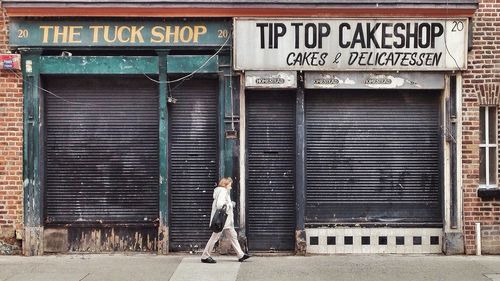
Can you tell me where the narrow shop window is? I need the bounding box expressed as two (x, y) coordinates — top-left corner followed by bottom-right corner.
(480, 106), (498, 187)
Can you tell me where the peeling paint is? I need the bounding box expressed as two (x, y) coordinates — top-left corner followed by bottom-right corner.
(23, 227), (44, 256)
(305, 72), (443, 89)
(59, 227), (158, 253)
(344, 77), (356, 85)
(157, 225), (169, 255)
(295, 230), (307, 255)
(365, 75), (405, 89)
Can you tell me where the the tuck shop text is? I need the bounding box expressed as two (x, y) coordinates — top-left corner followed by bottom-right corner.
(39, 25), (209, 43)
(9, 20), (231, 47)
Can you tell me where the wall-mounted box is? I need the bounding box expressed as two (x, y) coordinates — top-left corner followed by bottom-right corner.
(0, 54), (21, 70)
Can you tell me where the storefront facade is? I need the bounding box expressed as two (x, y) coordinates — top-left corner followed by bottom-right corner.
(0, 0), (488, 256)
(235, 18), (470, 254)
(6, 17), (236, 254)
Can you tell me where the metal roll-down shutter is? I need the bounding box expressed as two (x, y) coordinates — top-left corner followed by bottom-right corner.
(305, 90), (441, 225)
(44, 75), (159, 224)
(246, 91), (296, 251)
(169, 79), (218, 251)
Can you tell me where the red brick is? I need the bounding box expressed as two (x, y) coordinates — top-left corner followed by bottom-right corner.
(463, 0), (500, 254)
(0, 9), (23, 242)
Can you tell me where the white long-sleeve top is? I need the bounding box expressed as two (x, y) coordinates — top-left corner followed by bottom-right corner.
(210, 186), (234, 230)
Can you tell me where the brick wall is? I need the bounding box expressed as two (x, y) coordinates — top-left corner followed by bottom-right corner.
(462, 0), (500, 255)
(0, 5), (23, 254)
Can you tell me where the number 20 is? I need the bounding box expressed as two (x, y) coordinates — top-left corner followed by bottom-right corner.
(218, 29), (229, 38)
(451, 21), (464, 32)
(17, 29), (29, 38)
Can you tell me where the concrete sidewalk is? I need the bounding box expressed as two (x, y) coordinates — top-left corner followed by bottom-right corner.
(0, 254), (499, 281)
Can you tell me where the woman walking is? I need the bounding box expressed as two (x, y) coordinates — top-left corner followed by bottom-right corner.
(201, 177), (250, 264)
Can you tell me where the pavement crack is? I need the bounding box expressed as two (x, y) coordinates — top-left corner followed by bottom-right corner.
(167, 257), (184, 281)
(483, 273), (500, 281)
(79, 273), (91, 281)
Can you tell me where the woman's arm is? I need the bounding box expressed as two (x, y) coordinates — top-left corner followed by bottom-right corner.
(215, 188), (228, 209)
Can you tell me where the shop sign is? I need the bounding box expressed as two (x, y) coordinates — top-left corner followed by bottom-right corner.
(9, 20), (231, 47)
(245, 71), (297, 89)
(234, 19), (467, 71)
(304, 72), (444, 89)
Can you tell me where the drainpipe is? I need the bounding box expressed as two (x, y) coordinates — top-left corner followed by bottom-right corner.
(475, 222), (481, 256)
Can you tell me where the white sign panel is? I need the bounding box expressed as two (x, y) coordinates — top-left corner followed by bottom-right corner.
(305, 72), (444, 89)
(245, 71), (297, 89)
(234, 19), (467, 71)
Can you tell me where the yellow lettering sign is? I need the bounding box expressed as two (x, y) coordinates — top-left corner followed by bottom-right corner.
(130, 26), (145, 43)
(39, 25), (84, 43)
(102, 26), (117, 43)
(179, 26), (193, 42)
(38, 23), (210, 45)
(52, 26), (68, 43)
(193, 25), (207, 43)
(117, 26), (130, 42)
(89, 26), (104, 43)
(39, 26), (53, 43)
(68, 26), (83, 43)
(166, 26), (180, 43)
(149, 25), (208, 43)
(150, 26), (164, 43)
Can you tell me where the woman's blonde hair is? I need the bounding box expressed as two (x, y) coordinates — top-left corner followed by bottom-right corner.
(218, 177), (233, 188)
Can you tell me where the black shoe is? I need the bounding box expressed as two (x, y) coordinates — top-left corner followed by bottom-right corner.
(201, 257), (217, 264)
(238, 254), (251, 262)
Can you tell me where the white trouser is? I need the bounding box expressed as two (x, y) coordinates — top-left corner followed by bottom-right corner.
(201, 228), (244, 259)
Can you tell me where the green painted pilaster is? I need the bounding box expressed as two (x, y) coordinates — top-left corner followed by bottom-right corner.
(22, 50), (44, 256)
(218, 57), (226, 179)
(218, 52), (242, 230)
(218, 52), (236, 179)
(157, 51), (169, 254)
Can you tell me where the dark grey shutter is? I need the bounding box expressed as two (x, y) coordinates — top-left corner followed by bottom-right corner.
(246, 90), (296, 251)
(44, 75), (159, 225)
(169, 79), (218, 251)
(305, 90), (441, 226)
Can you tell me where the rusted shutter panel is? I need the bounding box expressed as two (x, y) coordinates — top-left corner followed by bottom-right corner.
(44, 75), (159, 225)
(169, 79), (219, 251)
(246, 91), (296, 251)
(305, 90), (442, 226)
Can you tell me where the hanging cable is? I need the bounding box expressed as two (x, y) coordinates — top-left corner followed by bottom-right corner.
(8, 32), (230, 106)
(134, 34), (231, 85)
(444, 0), (463, 71)
(8, 68), (99, 106)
